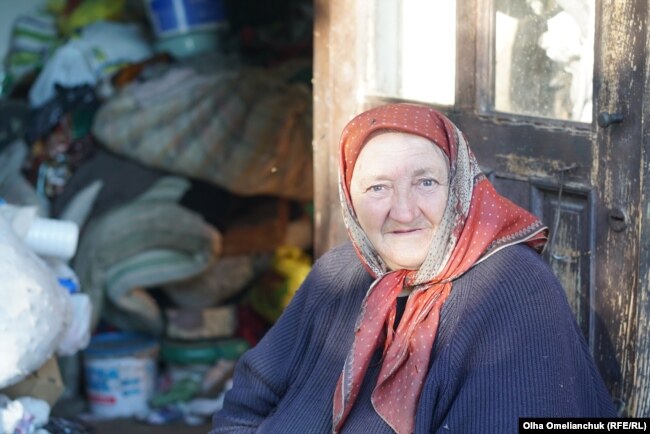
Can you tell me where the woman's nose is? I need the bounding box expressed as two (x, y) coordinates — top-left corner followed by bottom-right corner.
(389, 188), (418, 222)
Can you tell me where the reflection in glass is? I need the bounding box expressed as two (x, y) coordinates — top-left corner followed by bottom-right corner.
(494, 0), (594, 122)
(368, 0), (456, 105)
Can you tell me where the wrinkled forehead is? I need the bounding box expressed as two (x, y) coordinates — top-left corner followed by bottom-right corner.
(340, 104), (454, 188)
(354, 130), (450, 175)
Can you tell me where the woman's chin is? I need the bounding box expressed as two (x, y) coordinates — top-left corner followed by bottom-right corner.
(383, 252), (427, 271)
(380, 236), (430, 270)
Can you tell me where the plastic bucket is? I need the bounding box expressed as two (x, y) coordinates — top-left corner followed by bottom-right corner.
(144, 0), (227, 38)
(83, 332), (159, 418)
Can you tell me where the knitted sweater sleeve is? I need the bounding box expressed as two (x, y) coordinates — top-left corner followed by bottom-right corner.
(210, 243), (363, 433)
(208, 271), (320, 432)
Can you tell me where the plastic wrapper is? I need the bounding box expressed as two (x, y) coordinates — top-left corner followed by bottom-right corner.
(29, 20), (153, 108)
(0, 213), (69, 388)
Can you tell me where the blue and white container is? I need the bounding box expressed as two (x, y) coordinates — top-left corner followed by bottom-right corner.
(144, 0), (227, 37)
(144, 0), (228, 58)
(83, 332), (159, 418)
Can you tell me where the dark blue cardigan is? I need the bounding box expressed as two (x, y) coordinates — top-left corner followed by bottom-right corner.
(211, 242), (617, 433)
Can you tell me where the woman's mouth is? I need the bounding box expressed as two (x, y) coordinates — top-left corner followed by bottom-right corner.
(390, 228), (420, 234)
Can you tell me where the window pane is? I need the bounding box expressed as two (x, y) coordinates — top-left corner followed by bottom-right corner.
(494, 0), (594, 122)
(368, 0), (456, 105)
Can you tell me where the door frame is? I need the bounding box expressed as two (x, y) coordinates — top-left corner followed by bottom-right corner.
(313, 0), (650, 415)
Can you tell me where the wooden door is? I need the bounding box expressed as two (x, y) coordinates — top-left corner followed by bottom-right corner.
(314, 0), (649, 415)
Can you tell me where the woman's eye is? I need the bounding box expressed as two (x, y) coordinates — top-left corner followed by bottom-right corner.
(368, 184), (385, 192)
(419, 178), (438, 187)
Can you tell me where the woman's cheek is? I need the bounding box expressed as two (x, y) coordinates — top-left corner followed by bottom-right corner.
(356, 199), (388, 228)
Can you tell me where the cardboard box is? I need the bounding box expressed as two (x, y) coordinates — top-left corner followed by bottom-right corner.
(2, 357), (64, 406)
(165, 305), (237, 340)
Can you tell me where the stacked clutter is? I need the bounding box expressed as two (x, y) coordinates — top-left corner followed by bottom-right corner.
(149, 320), (249, 424)
(0, 199), (91, 434)
(144, 250), (257, 424)
(139, 198), (314, 425)
(0, 0), (315, 429)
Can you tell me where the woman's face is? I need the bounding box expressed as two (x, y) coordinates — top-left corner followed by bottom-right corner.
(350, 132), (450, 270)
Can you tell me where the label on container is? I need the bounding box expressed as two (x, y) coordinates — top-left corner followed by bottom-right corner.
(85, 357), (156, 418)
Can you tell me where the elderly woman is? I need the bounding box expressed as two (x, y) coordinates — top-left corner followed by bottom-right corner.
(211, 103), (616, 433)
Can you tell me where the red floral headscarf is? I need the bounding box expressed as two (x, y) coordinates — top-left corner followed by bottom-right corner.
(333, 103), (548, 434)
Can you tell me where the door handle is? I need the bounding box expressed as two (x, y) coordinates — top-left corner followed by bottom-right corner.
(597, 112), (624, 128)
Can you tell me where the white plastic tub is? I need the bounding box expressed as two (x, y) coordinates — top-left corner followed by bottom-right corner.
(83, 332), (159, 418)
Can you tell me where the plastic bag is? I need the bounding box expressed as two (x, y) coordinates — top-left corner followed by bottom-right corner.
(49, 0), (127, 35)
(0, 214), (70, 388)
(29, 20), (153, 107)
(247, 246), (311, 323)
